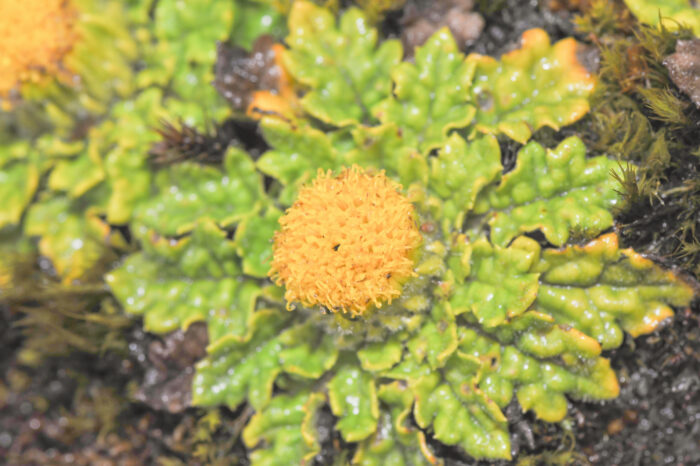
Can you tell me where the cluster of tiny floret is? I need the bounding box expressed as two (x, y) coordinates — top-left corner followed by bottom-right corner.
(269, 165), (422, 315)
(0, 0), (77, 97)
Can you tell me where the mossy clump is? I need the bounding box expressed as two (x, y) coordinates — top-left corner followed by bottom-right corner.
(574, 0), (700, 278)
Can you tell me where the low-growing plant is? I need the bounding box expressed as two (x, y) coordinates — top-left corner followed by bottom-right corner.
(0, 0), (696, 464)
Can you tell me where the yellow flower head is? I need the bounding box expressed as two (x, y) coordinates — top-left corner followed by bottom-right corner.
(0, 0), (77, 97)
(270, 165), (422, 316)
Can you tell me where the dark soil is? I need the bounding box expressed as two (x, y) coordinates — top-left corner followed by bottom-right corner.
(0, 312), (250, 465)
(574, 303), (700, 466)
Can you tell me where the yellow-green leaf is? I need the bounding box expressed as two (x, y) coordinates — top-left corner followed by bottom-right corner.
(475, 136), (620, 247)
(468, 29), (595, 143)
(375, 28), (476, 154)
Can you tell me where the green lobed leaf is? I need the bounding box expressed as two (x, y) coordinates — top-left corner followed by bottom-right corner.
(278, 320), (339, 379)
(375, 28), (476, 154)
(65, 0), (139, 101)
(232, 0), (287, 50)
(0, 140), (31, 168)
(102, 88), (165, 224)
(458, 327), (619, 423)
(533, 233), (695, 349)
(429, 134), (502, 227)
(407, 304), (458, 370)
(328, 361), (380, 442)
(354, 381), (440, 466)
(24, 197), (110, 284)
(48, 145), (104, 199)
(136, 38), (178, 89)
(345, 123), (428, 187)
(154, 0), (234, 65)
(467, 28), (596, 144)
(166, 62), (229, 120)
(0, 161), (39, 229)
(235, 206), (282, 278)
(107, 221), (265, 349)
(193, 313), (340, 415)
(0, 138), (67, 229)
(624, 0), (700, 35)
(134, 146), (264, 236)
(105, 71), (225, 226)
(474, 136), (620, 247)
(283, 1), (402, 126)
(357, 335), (404, 372)
(411, 353), (511, 460)
(493, 310), (603, 361)
(257, 118), (340, 204)
(243, 391), (324, 466)
(449, 236), (540, 328)
(193, 309), (289, 410)
(379, 355), (432, 382)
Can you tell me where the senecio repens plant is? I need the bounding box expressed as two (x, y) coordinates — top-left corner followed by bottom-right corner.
(0, 0), (241, 284)
(0, 0), (695, 463)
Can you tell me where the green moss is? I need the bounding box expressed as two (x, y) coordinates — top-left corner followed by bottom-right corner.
(574, 2), (700, 278)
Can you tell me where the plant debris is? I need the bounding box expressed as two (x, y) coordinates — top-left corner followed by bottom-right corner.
(400, 0), (485, 56)
(664, 38), (700, 108)
(149, 119), (239, 167)
(214, 35), (289, 113)
(134, 322), (209, 413)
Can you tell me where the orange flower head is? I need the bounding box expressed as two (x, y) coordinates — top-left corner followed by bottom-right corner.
(269, 165), (422, 316)
(0, 0), (77, 97)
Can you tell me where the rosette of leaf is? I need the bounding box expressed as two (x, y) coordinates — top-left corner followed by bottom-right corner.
(189, 158), (689, 464)
(2, 88), (178, 285)
(107, 145), (270, 345)
(445, 233), (693, 426)
(103, 3), (698, 464)
(0, 0), (249, 286)
(623, 0), (700, 35)
(274, 2), (596, 149)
